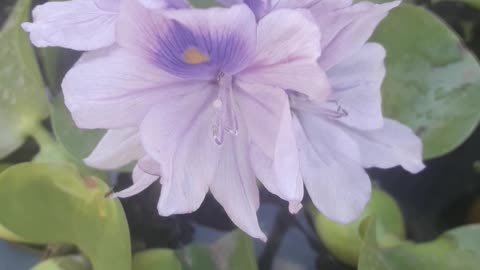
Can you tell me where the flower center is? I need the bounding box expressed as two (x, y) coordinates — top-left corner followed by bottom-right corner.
(212, 72), (239, 146)
(183, 47), (210, 65)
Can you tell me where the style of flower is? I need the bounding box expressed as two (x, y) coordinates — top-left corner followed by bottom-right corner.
(61, 1), (330, 240)
(21, 0), (189, 51)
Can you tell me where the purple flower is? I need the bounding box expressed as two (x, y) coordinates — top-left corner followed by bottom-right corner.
(290, 0), (424, 223)
(215, 0), (424, 224)
(63, 1), (329, 240)
(22, 0), (189, 51)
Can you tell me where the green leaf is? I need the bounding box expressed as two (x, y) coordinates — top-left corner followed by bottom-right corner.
(0, 163), (131, 270)
(133, 249), (182, 270)
(32, 255), (91, 270)
(209, 230), (258, 270)
(0, 224), (23, 242)
(0, 164), (9, 173)
(39, 47), (64, 93)
(372, 4), (480, 159)
(0, 0), (49, 158)
(133, 238), (256, 270)
(39, 46), (80, 94)
(308, 189), (405, 267)
(179, 244), (217, 270)
(50, 95), (105, 163)
(359, 220), (480, 270)
(178, 231), (258, 270)
(0, 164), (23, 242)
(432, 0), (480, 10)
(50, 95), (132, 174)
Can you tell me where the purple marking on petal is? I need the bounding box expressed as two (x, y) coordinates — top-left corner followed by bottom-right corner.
(244, 0), (267, 18)
(152, 19), (253, 80)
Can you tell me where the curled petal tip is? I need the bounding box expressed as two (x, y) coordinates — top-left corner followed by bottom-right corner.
(408, 162), (426, 174)
(83, 157), (95, 167)
(258, 233), (268, 243)
(157, 203), (176, 216)
(107, 193), (118, 199)
(289, 201), (303, 214)
(21, 22), (33, 32)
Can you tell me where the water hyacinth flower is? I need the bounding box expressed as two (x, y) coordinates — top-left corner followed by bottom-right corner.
(22, 0), (425, 240)
(21, 0), (189, 51)
(61, 1), (329, 240)
(286, 0), (424, 223)
(218, 0), (423, 224)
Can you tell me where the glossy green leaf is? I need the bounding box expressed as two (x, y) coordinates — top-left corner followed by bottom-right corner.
(178, 231), (258, 270)
(50, 95), (131, 174)
(372, 4), (480, 159)
(0, 163), (131, 270)
(134, 235), (257, 270)
(39, 46), (81, 94)
(432, 0), (480, 9)
(32, 255), (91, 270)
(0, 0), (49, 158)
(0, 164), (9, 173)
(179, 244), (217, 270)
(0, 224), (22, 242)
(133, 249), (182, 270)
(0, 164), (22, 242)
(308, 189), (405, 267)
(50, 95), (105, 163)
(39, 47), (64, 93)
(0, 165), (15, 241)
(359, 220), (480, 270)
(210, 230), (258, 270)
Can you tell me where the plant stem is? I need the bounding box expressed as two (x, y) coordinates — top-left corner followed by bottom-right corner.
(29, 124), (66, 162)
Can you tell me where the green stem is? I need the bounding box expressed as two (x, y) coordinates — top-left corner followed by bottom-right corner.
(29, 124), (66, 162)
(30, 125), (57, 151)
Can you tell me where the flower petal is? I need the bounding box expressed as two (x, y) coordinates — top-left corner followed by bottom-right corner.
(325, 43), (386, 130)
(313, 0), (400, 70)
(110, 158), (160, 199)
(293, 115), (371, 223)
(22, 0), (118, 50)
(94, 0), (120, 11)
(236, 81), (303, 209)
(345, 118), (425, 173)
(274, 0), (348, 9)
(238, 9), (330, 100)
(62, 47), (189, 129)
(140, 86), (220, 215)
(84, 128), (144, 170)
(138, 0), (189, 9)
(117, 1), (257, 79)
(294, 111), (361, 164)
(210, 120), (267, 241)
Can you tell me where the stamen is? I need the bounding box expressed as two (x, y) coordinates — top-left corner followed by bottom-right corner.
(212, 73), (239, 146)
(290, 96), (349, 119)
(183, 47), (210, 65)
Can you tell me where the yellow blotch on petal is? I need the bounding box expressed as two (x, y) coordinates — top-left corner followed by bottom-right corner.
(183, 47), (210, 64)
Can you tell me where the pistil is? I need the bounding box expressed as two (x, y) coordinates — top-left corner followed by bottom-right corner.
(212, 73), (239, 146)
